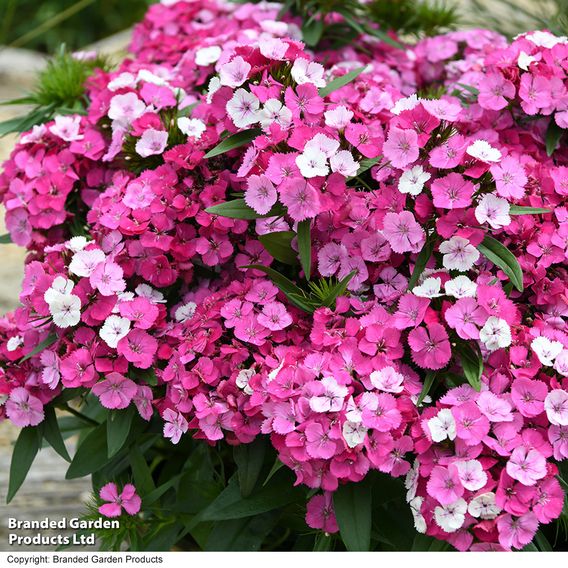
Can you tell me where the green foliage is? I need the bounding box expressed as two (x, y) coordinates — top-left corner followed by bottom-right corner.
(366, 0), (458, 37)
(477, 235), (524, 292)
(333, 480), (372, 551)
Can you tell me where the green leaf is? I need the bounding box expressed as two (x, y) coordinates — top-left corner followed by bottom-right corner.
(205, 512), (280, 551)
(408, 236), (435, 291)
(132, 368), (158, 387)
(129, 446), (156, 497)
(457, 342), (483, 391)
(106, 406), (135, 458)
(534, 530), (552, 551)
(7, 426), (42, 503)
(456, 83), (480, 97)
(319, 271), (356, 308)
(333, 481), (372, 551)
(20, 333), (58, 363)
(297, 220), (312, 280)
(204, 128), (261, 159)
(233, 438), (267, 497)
(242, 265), (312, 312)
(417, 371), (437, 406)
(313, 533), (334, 551)
(302, 17), (324, 47)
(143, 474), (183, 508)
(411, 533), (451, 551)
(258, 231), (298, 265)
(66, 422), (109, 479)
(0, 233), (12, 244)
(205, 199), (285, 220)
(42, 406), (71, 462)
(263, 458), (284, 487)
(477, 235), (524, 292)
(318, 66), (366, 98)
(545, 119), (564, 156)
(351, 157), (380, 178)
(509, 205), (551, 215)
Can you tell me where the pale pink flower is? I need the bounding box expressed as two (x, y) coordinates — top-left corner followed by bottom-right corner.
(5, 387), (44, 427)
(497, 512), (538, 550)
(226, 89), (260, 129)
(257, 301), (293, 331)
(506, 446), (547, 486)
(383, 127), (419, 169)
(219, 56), (251, 87)
(92, 372), (138, 410)
(163, 408), (188, 444)
(382, 211), (424, 253)
(544, 389), (568, 426)
(244, 174), (277, 215)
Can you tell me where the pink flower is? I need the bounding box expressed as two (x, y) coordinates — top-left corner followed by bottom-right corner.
(219, 56), (251, 87)
(430, 173), (474, 209)
(117, 329), (158, 369)
(544, 389), (568, 426)
(451, 402), (490, 445)
(444, 298), (486, 340)
(511, 378), (548, 418)
(478, 73), (515, 110)
(234, 314), (270, 346)
(305, 492), (338, 533)
(497, 512), (538, 550)
(361, 393), (402, 431)
(90, 261), (126, 297)
(278, 178), (321, 221)
(91, 372), (138, 409)
(533, 477), (564, 523)
(98, 482), (141, 518)
(383, 127), (419, 169)
(427, 465), (464, 505)
(454, 459), (487, 491)
(382, 211), (425, 253)
(490, 156), (527, 199)
(257, 301), (292, 331)
(305, 421), (338, 459)
(394, 294), (429, 329)
(163, 408), (188, 444)
(5, 387), (44, 427)
(244, 174), (277, 215)
(408, 324), (451, 370)
(506, 446), (547, 486)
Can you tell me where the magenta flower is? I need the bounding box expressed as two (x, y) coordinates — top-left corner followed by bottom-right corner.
(98, 482), (141, 518)
(5, 387), (44, 427)
(430, 173), (474, 209)
(257, 301), (292, 331)
(305, 421), (337, 459)
(92, 373), (138, 410)
(408, 323), (451, 370)
(511, 378), (548, 418)
(382, 211), (425, 253)
(278, 177), (321, 222)
(117, 329), (158, 369)
(452, 402), (490, 445)
(427, 465), (464, 505)
(305, 492), (338, 533)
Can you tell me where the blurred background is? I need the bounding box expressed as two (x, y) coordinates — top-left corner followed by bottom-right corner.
(0, 0), (566, 551)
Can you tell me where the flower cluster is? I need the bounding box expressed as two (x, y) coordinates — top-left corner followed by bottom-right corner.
(1, 0), (568, 552)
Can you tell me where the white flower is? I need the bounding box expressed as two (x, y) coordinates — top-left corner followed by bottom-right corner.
(544, 389), (568, 426)
(99, 315), (131, 348)
(444, 275), (477, 299)
(304, 134), (340, 158)
(49, 115), (83, 142)
(296, 147), (329, 178)
(137, 69), (169, 86)
(324, 106), (353, 129)
(405, 459), (420, 501)
(439, 236), (480, 271)
(525, 30), (568, 48)
(466, 140), (502, 163)
(475, 194), (511, 229)
(329, 150), (359, 178)
(65, 236), (89, 253)
(219, 56), (251, 87)
(455, 460), (487, 491)
(135, 128), (169, 158)
(413, 277), (443, 298)
(6, 336), (23, 352)
(468, 492), (501, 519)
(427, 408), (457, 442)
(107, 72), (136, 91)
(391, 94), (420, 115)
(370, 366), (404, 393)
(531, 336), (564, 366)
(44, 277), (75, 305)
(398, 166), (431, 196)
(226, 89), (260, 129)
(291, 58), (326, 87)
(69, 249), (106, 277)
(479, 317), (512, 351)
(135, 284), (166, 303)
(195, 45), (221, 66)
(259, 99), (292, 130)
(236, 369), (255, 395)
(409, 496), (427, 533)
(554, 350), (568, 377)
(49, 294), (81, 328)
(108, 93), (146, 126)
(177, 117), (206, 140)
(517, 51), (539, 71)
(434, 499), (467, 533)
(206, 76), (222, 104)
(258, 37), (288, 61)
(175, 302), (197, 323)
(345, 396), (363, 423)
(342, 420), (367, 448)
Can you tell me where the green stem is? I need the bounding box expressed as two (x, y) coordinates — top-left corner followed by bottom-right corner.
(59, 403), (99, 426)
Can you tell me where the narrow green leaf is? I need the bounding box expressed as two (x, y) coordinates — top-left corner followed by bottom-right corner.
(233, 438), (267, 498)
(320, 271), (356, 308)
(66, 422), (108, 479)
(351, 157), (380, 179)
(477, 235), (524, 292)
(242, 264), (311, 312)
(43, 406), (71, 462)
(509, 205), (551, 215)
(534, 530), (552, 551)
(302, 17), (324, 47)
(263, 458), (284, 487)
(20, 333), (58, 363)
(408, 237), (435, 291)
(313, 533), (333, 551)
(457, 342), (483, 391)
(297, 220), (312, 280)
(545, 119), (564, 156)
(333, 481), (372, 551)
(456, 83), (480, 97)
(7, 426), (42, 503)
(129, 446), (156, 496)
(204, 128), (261, 159)
(206, 199), (285, 220)
(258, 231), (298, 265)
(143, 473), (183, 507)
(318, 66), (366, 98)
(106, 407), (134, 458)
(417, 371), (437, 406)
(0, 233), (12, 244)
